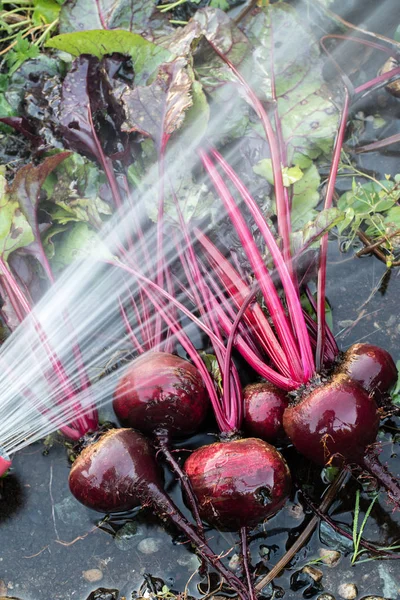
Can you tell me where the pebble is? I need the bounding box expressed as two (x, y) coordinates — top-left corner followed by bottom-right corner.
(302, 566), (323, 583)
(318, 549), (341, 567)
(229, 553), (241, 570)
(286, 502), (305, 520)
(177, 554), (200, 571)
(114, 522), (138, 551)
(338, 583), (358, 599)
(0, 581), (6, 596)
(137, 537), (163, 555)
(83, 569), (104, 583)
(359, 597), (388, 600)
(317, 595), (336, 600)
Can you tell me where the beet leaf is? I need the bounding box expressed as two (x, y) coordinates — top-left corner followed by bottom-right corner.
(59, 0), (157, 34)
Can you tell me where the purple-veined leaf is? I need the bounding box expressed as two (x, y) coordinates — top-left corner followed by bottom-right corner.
(241, 3), (339, 163)
(59, 56), (101, 158)
(8, 152), (71, 277)
(121, 57), (193, 150)
(59, 0), (157, 34)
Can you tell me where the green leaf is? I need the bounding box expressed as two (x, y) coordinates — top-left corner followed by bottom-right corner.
(193, 8), (250, 93)
(301, 207), (344, 248)
(338, 180), (400, 215)
(0, 173), (35, 263)
(42, 223), (69, 259)
(48, 222), (113, 272)
(291, 163), (321, 230)
(322, 465), (339, 483)
(147, 169), (215, 225)
(391, 360), (400, 406)
(384, 206), (400, 229)
(200, 352), (223, 393)
(337, 206), (355, 236)
(46, 30), (171, 85)
(6, 36), (40, 76)
(0, 94), (15, 119)
(180, 77), (210, 144)
(210, 0), (229, 9)
(292, 207), (343, 256)
(59, 0), (156, 33)
(40, 154), (111, 229)
(242, 3), (339, 163)
(45, 196), (112, 226)
(253, 159), (304, 186)
(43, 153), (103, 200)
(0, 75), (9, 94)
(33, 0), (61, 25)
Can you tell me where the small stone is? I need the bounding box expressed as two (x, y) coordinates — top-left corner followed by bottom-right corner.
(83, 569), (104, 583)
(177, 554), (200, 571)
(0, 581), (7, 596)
(137, 537), (163, 555)
(338, 583), (358, 599)
(114, 522), (138, 551)
(359, 597), (388, 600)
(317, 595), (336, 600)
(318, 549), (341, 567)
(302, 566), (323, 583)
(229, 554), (241, 570)
(259, 545), (270, 559)
(286, 502), (305, 520)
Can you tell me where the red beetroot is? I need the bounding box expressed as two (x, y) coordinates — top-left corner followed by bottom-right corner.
(69, 428), (162, 513)
(243, 383), (288, 442)
(184, 438), (291, 531)
(69, 428), (249, 600)
(113, 352), (209, 437)
(283, 375), (379, 466)
(336, 343), (398, 401)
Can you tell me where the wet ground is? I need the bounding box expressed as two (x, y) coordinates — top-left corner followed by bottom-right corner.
(1, 241), (400, 600)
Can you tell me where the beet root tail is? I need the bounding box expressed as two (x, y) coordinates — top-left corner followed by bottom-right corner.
(360, 448), (400, 508)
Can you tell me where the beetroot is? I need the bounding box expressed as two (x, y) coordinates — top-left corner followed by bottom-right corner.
(69, 428), (163, 512)
(184, 437), (291, 531)
(243, 383), (288, 442)
(336, 343), (398, 401)
(69, 428), (249, 599)
(113, 352), (209, 437)
(283, 375), (379, 467)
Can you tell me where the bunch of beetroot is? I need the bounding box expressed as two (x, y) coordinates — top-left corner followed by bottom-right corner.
(42, 5), (400, 598)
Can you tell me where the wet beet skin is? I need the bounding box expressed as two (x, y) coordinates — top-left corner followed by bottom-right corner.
(184, 437), (291, 531)
(113, 352), (209, 437)
(283, 374), (380, 466)
(243, 382), (288, 442)
(69, 429), (163, 513)
(336, 343), (398, 400)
